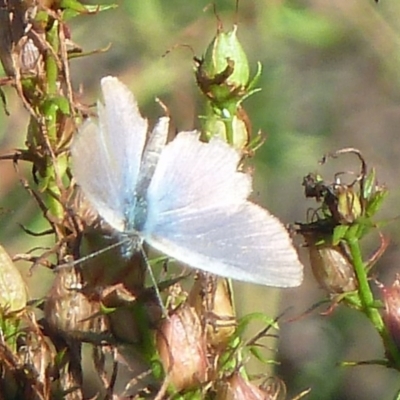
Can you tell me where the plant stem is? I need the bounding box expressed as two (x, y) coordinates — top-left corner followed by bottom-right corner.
(347, 237), (400, 368)
(43, 19), (64, 219)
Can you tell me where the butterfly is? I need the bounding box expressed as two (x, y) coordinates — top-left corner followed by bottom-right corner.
(70, 76), (303, 287)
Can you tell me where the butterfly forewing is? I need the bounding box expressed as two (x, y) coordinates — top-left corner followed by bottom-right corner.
(71, 120), (125, 230)
(100, 77), (148, 206)
(71, 77), (148, 230)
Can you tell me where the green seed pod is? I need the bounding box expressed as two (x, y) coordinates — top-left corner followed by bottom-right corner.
(196, 25), (250, 105)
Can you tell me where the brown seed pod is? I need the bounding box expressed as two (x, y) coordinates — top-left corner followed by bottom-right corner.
(216, 372), (276, 400)
(301, 231), (357, 294)
(382, 276), (400, 351)
(44, 267), (112, 343)
(156, 305), (208, 392)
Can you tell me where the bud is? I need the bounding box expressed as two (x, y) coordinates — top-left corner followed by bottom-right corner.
(156, 305), (208, 392)
(196, 25), (250, 105)
(382, 277), (400, 351)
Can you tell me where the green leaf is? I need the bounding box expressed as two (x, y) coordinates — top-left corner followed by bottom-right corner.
(63, 3), (118, 20)
(366, 189), (388, 218)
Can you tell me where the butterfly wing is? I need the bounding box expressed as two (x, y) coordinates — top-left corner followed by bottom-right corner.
(71, 77), (148, 231)
(142, 132), (303, 287)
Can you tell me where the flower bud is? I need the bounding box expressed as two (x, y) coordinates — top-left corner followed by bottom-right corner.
(196, 25), (250, 105)
(156, 305), (208, 392)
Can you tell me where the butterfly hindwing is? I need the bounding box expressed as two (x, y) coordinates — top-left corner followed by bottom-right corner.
(143, 132), (303, 287)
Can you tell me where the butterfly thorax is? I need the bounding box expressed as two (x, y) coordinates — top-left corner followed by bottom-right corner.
(124, 192), (148, 230)
(118, 192), (147, 259)
(117, 231), (142, 259)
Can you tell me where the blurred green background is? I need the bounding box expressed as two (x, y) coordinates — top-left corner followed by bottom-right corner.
(2, 0), (400, 398)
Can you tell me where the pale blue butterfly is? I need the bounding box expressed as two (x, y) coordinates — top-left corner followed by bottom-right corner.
(70, 76), (303, 287)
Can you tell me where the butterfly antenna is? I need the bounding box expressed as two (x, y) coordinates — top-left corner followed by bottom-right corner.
(138, 244), (168, 319)
(54, 237), (132, 271)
